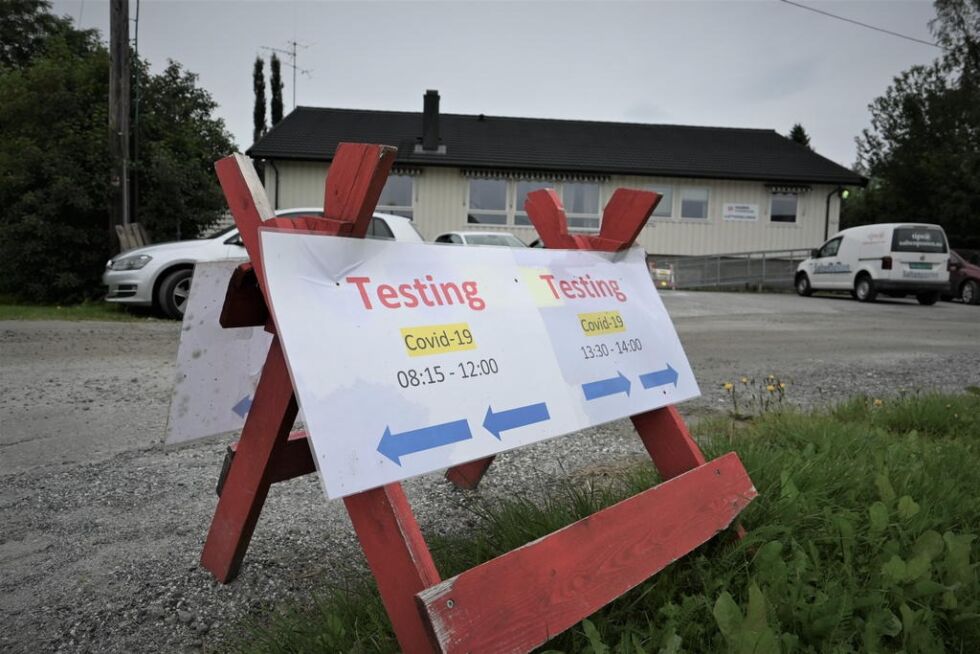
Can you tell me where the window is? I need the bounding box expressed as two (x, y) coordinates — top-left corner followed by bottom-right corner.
(680, 188), (709, 219)
(378, 174), (413, 219)
(818, 237), (841, 258)
(648, 186), (673, 218)
(514, 179), (554, 226)
(770, 193), (798, 223)
(467, 178), (507, 225)
(891, 227), (947, 253)
(563, 182), (600, 230)
(367, 216), (394, 240)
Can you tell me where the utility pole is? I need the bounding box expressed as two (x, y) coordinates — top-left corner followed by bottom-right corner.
(261, 41), (311, 109)
(109, 0), (131, 229)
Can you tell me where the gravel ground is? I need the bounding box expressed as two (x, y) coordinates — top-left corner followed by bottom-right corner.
(1, 292), (978, 653)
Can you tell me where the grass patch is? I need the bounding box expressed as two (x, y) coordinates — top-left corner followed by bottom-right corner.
(225, 393), (980, 653)
(0, 295), (154, 321)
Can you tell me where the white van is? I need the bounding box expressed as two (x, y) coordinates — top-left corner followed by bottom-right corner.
(795, 223), (950, 305)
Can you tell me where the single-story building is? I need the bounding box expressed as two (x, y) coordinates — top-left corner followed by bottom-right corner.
(247, 91), (865, 255)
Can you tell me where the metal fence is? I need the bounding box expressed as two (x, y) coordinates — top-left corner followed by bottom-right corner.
(650, 249), (813, 290)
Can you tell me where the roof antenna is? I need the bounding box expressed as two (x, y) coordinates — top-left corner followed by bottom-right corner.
(260, 41), (313, 109)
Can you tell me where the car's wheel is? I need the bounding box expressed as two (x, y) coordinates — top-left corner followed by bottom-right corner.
(795, 273), (813, 297)
(854, 274), (877, 302)
(157, 268), (193, 319)
(916, 291), (940, 306)
(962, 280), (980, 305)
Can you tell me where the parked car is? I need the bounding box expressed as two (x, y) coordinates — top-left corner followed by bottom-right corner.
(947, 250), (980, 305)
(103, 210), (424, 319)
(795, 223), (950, 305)
(433, 231), (527, 247)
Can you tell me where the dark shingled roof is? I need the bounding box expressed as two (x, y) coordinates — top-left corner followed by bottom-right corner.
(248, 107), (866, 186)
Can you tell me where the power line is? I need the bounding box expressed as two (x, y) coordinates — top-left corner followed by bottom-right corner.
(779, 0), (944, 50)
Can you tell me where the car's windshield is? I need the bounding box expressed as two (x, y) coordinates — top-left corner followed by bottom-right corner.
(464, 234), (526, 247)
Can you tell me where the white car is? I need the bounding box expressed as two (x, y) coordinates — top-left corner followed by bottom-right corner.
(795, 223), (950, 304)
(103, 210), (424, 319)
(433, 231), (527, 247)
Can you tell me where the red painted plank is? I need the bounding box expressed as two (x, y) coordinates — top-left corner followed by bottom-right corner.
(345, 484), (442, 653)
(596, 188), (661, 251)
(214, 154), (277, 286)
(417, 453), (756, 654)
(218, 431), (315, 496)
(445, 457), (494, 490)
(200, 336), (298, 583)
(324, 142), (397, 237)
(631, 406), (707, 481)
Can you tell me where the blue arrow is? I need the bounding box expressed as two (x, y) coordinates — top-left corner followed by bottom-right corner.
(639, 364), (679, 390)
(483, 402), (550, 439)
(582, 371), (631, 401)
(232, 395), (252, 418)
(377, 419), (472, 466)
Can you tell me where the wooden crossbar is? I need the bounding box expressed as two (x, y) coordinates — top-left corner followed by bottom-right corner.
(418, 453), (756, 653)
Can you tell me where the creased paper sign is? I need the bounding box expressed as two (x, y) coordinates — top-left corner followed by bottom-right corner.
(259, 232), (700, 498)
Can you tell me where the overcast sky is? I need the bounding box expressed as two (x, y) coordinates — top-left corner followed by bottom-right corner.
(53, 0), (941, 168)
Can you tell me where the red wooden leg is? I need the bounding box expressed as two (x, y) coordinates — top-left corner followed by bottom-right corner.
(631, 405), (706, 481)
(445, 456), (495, 489)
(345, 484), (441, 653)
(201, 336), (298, 583)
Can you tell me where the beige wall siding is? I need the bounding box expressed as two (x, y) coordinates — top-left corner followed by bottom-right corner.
(265, 160), (840, 254)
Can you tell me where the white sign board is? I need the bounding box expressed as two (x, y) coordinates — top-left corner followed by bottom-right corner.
(166, 260), (273, 444)
(723, 203), (759, 221)
(260, 232), (700, 499)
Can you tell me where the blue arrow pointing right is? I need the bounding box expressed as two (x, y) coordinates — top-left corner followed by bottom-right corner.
(377, 419), (472, 466)
(582, 371), (631, 401)
(639, 364), (679, 390)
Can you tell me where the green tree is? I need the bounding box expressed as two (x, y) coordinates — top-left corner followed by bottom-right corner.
(0, 3), (234, 303)
(270, 53), (284, 126)
(252, 55), (266, 144)
(848, 0), (979, 247)
(788, 123), (812, 149)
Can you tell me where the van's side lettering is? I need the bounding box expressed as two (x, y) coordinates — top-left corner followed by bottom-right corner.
(813, 263), (852, 274)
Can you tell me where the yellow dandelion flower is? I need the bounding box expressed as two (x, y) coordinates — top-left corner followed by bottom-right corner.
(873, 399), (883, 407)
(766, 384), (775, 392)
(779, 382), (786, 389)
(723, 382), (734, 391)
(740, 376), (749, 384)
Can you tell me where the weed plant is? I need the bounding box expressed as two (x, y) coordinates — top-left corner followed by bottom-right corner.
(228, 393), (979, 653)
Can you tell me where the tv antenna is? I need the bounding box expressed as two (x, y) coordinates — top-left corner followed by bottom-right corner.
(261, 41), (313, 109)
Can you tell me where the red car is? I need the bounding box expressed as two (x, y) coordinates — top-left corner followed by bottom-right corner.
(948, 250), (980, 305)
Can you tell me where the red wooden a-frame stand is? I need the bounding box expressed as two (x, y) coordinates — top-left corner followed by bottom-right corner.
(202, 143), (757, 653)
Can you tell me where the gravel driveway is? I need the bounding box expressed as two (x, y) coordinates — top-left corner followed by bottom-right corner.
(2, 292), (977, 653)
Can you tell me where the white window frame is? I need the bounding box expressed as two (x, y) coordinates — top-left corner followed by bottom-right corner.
(377, 173), (415, 219)
(561, 181), (602, 232)
(646, 185), (674, 220)
(466, 177), (509, 226)
(680, 187), (710, 220)
(769, 192), (799, 224)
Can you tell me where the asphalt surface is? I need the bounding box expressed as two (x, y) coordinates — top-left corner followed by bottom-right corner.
(1, 291), (977, 652)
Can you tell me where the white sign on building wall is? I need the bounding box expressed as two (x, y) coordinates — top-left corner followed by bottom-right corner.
(723, 203), (759, 221)
(259, 233), (700, 499)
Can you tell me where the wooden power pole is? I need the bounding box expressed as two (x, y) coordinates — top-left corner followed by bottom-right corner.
(109, 0), (131, 229)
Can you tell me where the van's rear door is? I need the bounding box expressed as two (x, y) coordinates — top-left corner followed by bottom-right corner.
(886, 226), (950, 284)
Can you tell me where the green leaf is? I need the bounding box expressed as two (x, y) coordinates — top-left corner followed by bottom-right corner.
(905, 554), (931, 581)
(875, 473), (896, 504)
(581, 619), (609, 654)
(942, 531), (976, 584)
(657, 630), (681, 654)
(913, 530), (945, 561)
(869, 502), (889, 533)
(745, 583), (769, 632)
(779, 470), (799, 500)
(713, 591), (743, 639)
(896, 495), (920, 520)
(882, 555), (907, 583)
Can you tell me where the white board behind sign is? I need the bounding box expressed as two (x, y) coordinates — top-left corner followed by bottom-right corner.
(166, 260), (273, 444)
(260, 232), (700, 499)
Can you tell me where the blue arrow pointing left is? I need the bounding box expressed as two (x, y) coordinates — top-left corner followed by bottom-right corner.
(377, 419), (472, 466)
(483, 402), (550, 439)
(639, 364), (679, 390)
(232, 395), (252, 418)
